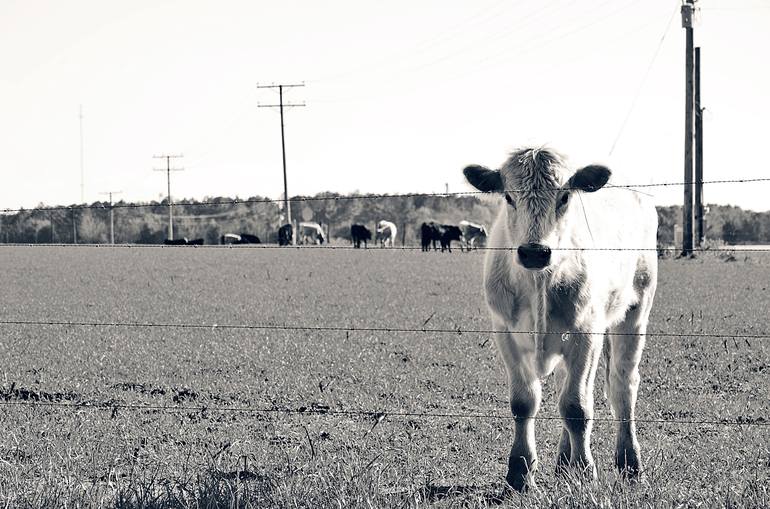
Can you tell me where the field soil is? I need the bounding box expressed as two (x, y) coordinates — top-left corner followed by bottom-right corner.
(0, 246), (768, 507)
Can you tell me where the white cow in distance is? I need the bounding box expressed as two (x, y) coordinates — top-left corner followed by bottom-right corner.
(376, 220), (397, 248)
(463, 147), (658, 491)
(458, 220), (487, 251)
(297, 222), (326, 245)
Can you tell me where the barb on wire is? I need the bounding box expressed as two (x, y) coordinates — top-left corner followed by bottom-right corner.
(2, 177), (770, 215)
(0, 399), (766, 428)
(0, 243), (768, 253)
(2, 318), (768, 340)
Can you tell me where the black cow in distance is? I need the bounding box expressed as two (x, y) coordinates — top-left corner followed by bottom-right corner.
(351, 224), (372, 249)
(278, 224), (293, 246)
(420, 222), (439, 252)
(438, 224), (463, 252)
(164, 238), (189, 246)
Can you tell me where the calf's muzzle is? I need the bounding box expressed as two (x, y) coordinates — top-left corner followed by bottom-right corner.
(517, 243), (551, 270)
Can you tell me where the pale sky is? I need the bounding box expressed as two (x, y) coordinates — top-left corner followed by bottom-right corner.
(1, 0), (769, 211)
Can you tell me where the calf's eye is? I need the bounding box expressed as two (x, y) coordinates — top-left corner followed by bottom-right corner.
(558, 193), (569, 208)
(504, 194), (514, 206)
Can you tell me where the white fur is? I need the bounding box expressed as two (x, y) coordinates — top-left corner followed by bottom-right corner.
(297, 222), (326, 245)
(459, 220), (487, 250)
(376, 220), (397, 248)
(469, 147), (658, 490)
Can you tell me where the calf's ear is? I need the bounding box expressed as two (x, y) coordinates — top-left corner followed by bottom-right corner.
(463, 165), (503, 193)
(567, 164), (611, 192)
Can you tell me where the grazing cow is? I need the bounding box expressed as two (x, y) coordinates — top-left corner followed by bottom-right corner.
(350, 224), (372, 249)
(278, 224), (293, 246)
(298, 222), (326, 245)
(187, 238), (204, 245)
(375, 220), (397, 248)
(163, 238), (189, 245)
(238, 233), (261, 244)
(221, 233), (241, 245)
(463, 147), (658, 491)
(437, 224), (462, 252)
(459, 220), (487, 251)
(420, 222), (439, 251)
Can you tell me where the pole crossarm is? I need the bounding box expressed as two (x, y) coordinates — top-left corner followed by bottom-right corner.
(258, 103), (306, 108)
(256, 83), (305, 89)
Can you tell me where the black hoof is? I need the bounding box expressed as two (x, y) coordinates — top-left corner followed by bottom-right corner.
(506, 453), (535, 492)
(616, 450), (641, 481)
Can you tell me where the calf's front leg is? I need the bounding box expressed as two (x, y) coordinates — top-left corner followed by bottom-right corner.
(558, 331), (603, 479)
(495, 330), (542, 491)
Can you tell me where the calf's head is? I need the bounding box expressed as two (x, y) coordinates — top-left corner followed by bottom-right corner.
(463, 147), (610, 271)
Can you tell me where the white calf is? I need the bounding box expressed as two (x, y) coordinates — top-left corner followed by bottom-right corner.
(463, 147), (658, 490)
(376, 220), (397, 248)
(298, 222), (326, 245)
(459, 220), (487, 251)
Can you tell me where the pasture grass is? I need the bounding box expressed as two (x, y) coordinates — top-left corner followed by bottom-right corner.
(0, 246), (768, 508)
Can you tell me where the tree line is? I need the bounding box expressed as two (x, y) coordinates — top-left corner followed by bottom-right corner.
(1, 194), (768, 246)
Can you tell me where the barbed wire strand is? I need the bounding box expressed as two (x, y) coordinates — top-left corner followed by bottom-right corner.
(1, 319), (767, 340)
(0, 243), (768, 253)
(0, 399), (766, 427)
(3, 177), (770, 214)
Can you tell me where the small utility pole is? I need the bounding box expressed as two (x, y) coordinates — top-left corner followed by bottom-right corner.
(153, 154), (184, 240)
(681, 0), (696, 256)
(257, 83), (305, 230)
(72, 207), (78, 244)
(694, 46), (704, 246)
(79, 105), (85, 204)
(100, 191), (122, 244)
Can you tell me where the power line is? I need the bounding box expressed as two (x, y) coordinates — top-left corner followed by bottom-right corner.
(1, 318), (767, 340)
(3, 177), (770, 215)
(608, 3), (679, 156)
(0, 399), (766, 427)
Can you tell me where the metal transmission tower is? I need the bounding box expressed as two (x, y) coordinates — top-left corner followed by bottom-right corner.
(99, 191), (122, 244)
(681, 0), (697, 256)
(257, 83), (305, 228)
(153, 154), (184, 240)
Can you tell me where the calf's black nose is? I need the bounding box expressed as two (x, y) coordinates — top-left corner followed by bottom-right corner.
(517, 243), (551, 269)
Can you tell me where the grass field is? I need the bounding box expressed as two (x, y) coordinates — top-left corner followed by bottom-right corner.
(0, 246), (768, 508)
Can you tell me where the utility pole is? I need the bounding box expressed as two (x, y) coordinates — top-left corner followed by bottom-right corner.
(694, 46), (704, 246)
(49, 211), (55, 243)
(100, 191), (122, 244)
(153, 154), (184, 241)
(71, 207), (78, 244)
(79, 105), (85, 204)
(681, 0), (696, 256)
(257, 83), (305, 232)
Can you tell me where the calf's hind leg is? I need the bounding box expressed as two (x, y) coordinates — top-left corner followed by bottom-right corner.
(606, 295), (653, 478)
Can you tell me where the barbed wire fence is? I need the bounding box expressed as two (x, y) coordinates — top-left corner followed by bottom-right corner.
(0, 177), (769, 432)
(1, 318), (768, 429)
(2, 176), (769, 247)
